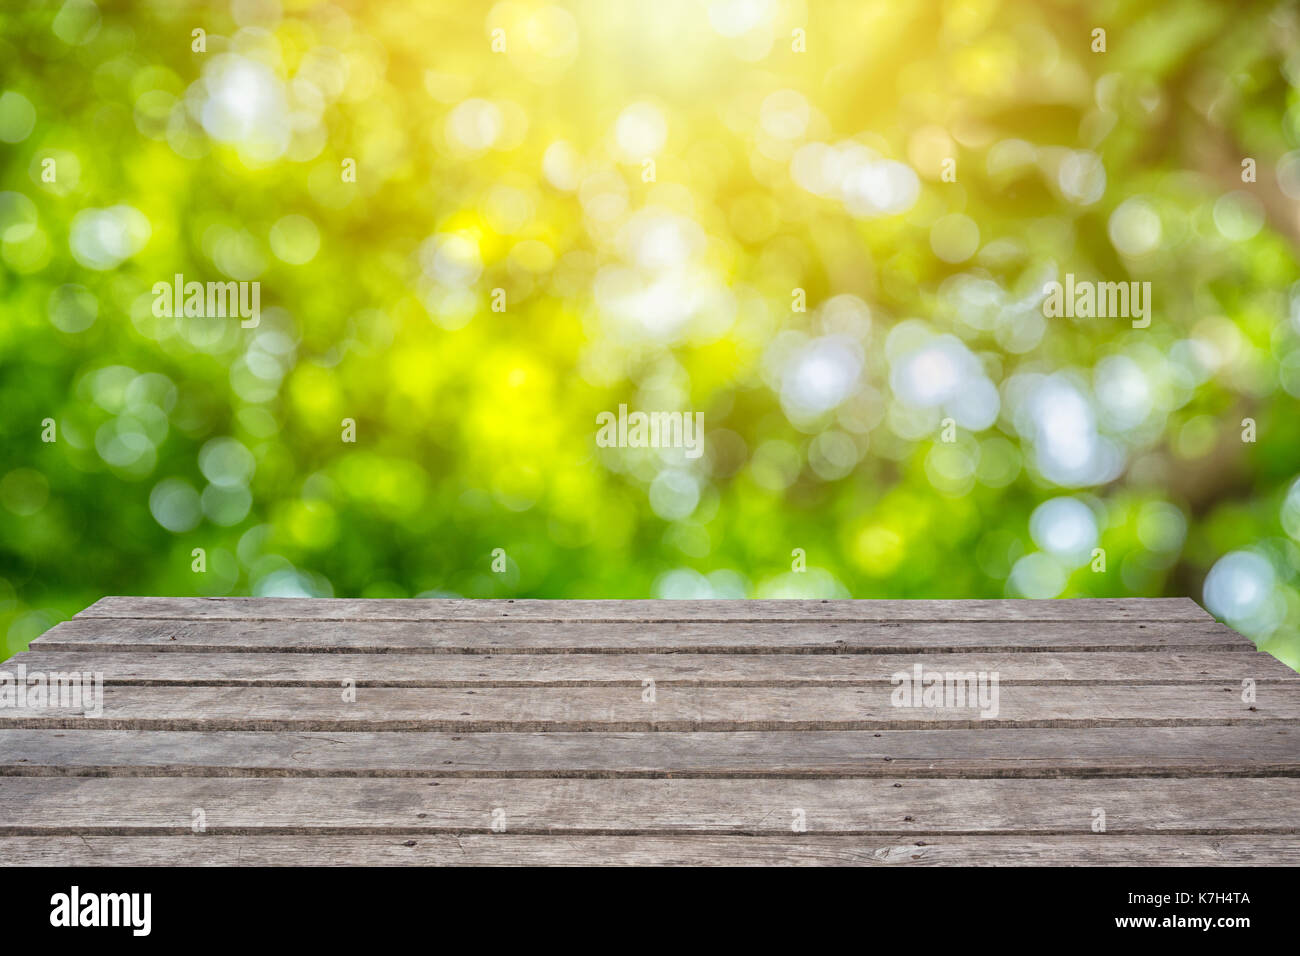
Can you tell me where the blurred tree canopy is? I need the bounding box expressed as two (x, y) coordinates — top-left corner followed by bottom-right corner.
(2, 0), (1300, 669)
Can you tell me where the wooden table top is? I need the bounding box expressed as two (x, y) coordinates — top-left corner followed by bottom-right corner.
(1, 596), (1297, 866)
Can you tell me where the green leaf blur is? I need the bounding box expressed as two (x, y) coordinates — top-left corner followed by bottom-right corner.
(1, 0), (1298, 671)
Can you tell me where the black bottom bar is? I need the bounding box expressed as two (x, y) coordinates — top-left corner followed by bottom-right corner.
(0, 865), (1278, 943)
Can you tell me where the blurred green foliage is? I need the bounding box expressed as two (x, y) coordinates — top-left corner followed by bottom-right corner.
(2, 0), (1299, 670)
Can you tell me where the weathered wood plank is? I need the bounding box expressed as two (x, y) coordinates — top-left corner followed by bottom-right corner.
(0, 834), (1292, 866)
(6, 649), (1293, 685)
(1, 776), (1295, 834)
(76, 596), (1214, 622)
(0, 684), (1292, 732)
(2, 727), (1296, 777)
(3, 596), (1287, 866)
(30, 619), (1253, 654)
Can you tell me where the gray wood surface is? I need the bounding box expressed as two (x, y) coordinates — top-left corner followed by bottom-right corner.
(2, 684), (1295, 731)
(1, 776), (1297, 834)
(2, 727), (1296, 777)
(8, 649), (1295, 685)
(0, 834), (1293, 866)
(76, 596), (1214, 622)
(1, 597), (1295, 866)
(30, 618), (1253, 653)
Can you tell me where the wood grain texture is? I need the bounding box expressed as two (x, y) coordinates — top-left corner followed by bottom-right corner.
(0, 834), (1293, 866)
(2, 776), (1296, 834)
(3, 728), (1296, 777)
(1, 596), (1294, 867)
(76, 596), (1214, 622)
(1, 684), (1294, 732)
(30, 618), (1254, 654)
(7, 649), (1294, 685)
